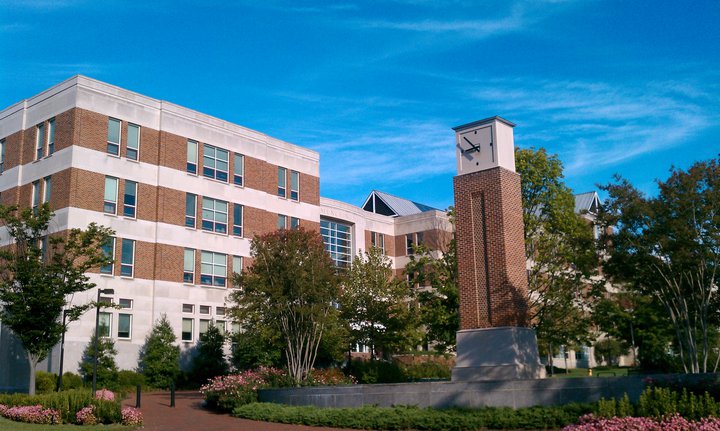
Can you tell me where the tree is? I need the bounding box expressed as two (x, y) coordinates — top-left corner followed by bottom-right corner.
(229, 228), (340, 384)
(341, 247), (421, 359)
(515, 148), (599, 363)
(0, 203), (113, 394)
(404, 237), (459, 353)
(79, 330), (118, 387)
(138, 314), (180, 389)
(598, 158), (720, 373)
(190, 323), (229, 385)
(593, 338), (629, 367)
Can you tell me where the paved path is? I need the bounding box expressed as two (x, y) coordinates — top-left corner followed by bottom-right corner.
(125, 391), (357, 431)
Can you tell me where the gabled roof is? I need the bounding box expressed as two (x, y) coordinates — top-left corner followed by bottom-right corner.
(574, 191), (601, 215)
(362, 190), (439, 217)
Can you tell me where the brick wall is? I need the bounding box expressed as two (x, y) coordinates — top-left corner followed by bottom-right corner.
(453, 167), (529, 329)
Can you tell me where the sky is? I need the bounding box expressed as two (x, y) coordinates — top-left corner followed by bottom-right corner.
(1, 0), (719, 211)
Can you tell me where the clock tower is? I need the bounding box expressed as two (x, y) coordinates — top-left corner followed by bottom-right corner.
(452, 116), (545, 381)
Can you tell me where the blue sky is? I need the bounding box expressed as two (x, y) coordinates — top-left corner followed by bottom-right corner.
(1, 0), (719, 210)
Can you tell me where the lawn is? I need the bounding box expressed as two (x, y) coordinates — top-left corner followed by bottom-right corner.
(0, 417), (134, 430)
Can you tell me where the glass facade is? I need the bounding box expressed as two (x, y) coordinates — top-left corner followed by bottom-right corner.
(320, 218), (352, 268)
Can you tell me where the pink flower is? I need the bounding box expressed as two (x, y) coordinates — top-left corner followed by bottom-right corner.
(95, 388), (115, 401)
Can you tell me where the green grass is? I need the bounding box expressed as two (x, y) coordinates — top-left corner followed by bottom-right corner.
(0, 417), (134, 430)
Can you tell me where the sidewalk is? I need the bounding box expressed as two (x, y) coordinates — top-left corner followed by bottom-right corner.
(127, 391), (357, 431)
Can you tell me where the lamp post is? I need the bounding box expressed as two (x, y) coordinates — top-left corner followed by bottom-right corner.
(55, 309), (69, 392)
(93, 288), (114, 394)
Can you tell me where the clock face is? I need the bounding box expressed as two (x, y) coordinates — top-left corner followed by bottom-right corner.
(457, 125), (495, 173)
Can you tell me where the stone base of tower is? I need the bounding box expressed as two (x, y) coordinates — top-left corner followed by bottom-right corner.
(452, 327), (546, 381)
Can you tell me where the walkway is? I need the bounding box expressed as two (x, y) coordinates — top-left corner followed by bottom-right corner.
(126, 391), (356, 431)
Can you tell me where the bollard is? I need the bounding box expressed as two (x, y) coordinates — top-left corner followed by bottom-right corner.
(136, 384), (141, 408)
(170, 382), (175, 408)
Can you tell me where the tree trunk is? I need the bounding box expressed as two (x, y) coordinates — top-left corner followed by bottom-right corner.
(27, 354), (39, 395)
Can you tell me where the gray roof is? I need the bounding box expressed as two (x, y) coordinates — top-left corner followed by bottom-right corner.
(362, 190), (439, 217)
(574, 191), (601, 214)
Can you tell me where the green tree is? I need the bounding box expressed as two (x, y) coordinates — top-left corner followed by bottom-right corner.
(190, 323), (229, 385)
(138, 314), (180, 389)
(79, 330), (118, 388)
(515, 148), (599, 363)
(341, 247), (421, 359)
(229, 228), (340, 384)
(230, 325), (283, 370)
(0, 203), (113, 394)
(598, 157), (720, 373)
(593, 338), (629, 367)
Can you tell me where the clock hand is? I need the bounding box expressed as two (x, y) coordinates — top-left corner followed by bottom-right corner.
(463, 136), (480, 152)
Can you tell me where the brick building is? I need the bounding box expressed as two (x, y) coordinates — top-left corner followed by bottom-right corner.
(0, 76), (452, 391)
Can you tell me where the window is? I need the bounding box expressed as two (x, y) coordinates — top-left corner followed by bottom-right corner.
(104, 177), (118, 214)
(100, 237), (115, 274)
(117, 314), (132, 339)
(233, 153), (244, 186)
(185, 193), (197, 228)
(202, 197), (228, 234)
(416, 232), (424, 246)
(120, 239), (135, 277)
(107, 118), (121, 156)
(231, 322), (241, 334)
(232, 255), (242, 276)
(216, 320), (226, 336)
(277, 214), (287, 230)
(290, 171), (299, 201)
(0, 139), (5, 173)
(183, 249), (195, 283)
(371, 232), (385, 254)
(98, 312), (112, 338)
(290, 217), (300, 230)
(118, 298), (133, 309)
(43, 176), (51, 204)
(35, 123), (45, 160)
(201, 251), (227, 287)
(126, 123), (140, 160)
(216, 307), (225, 316)
(406, 234), (415, 255)
(320, 218), (352, 268)
(123, 180), (137, 218)
(199, 319), (210, 337)
(47, 118), (55, 155)
(182, 304), (194, 313)
(277, 167), (287, 198)
(31, 181), (40, 213)
(199, 305), (211, 315)
(182, 318), (193, 342)
(203, 144), (229, 181)
(187, 140), (198, 174)
(233, 204), (243, 237)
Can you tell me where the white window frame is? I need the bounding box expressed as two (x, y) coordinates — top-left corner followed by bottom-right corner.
(185, 193), (197, 228)
(216, 320), (226, 336)
(199, 305), (211, 315)
(182, 304), (194, 313)
(117, 313), (132, 339)
(100, 237), (115, 275)
(107, 118), (121, 156)
(371, 232), (385, 254)
(234, 153), (244, 186)
(406, 233), (415, 255)
(183, 248), (195, 284)
(98, 312), (112, 338)
(42, 176), (51, 204)
(126, 123), (140, 161)
(290, 217), (300, 230)
(277, 214), (288, 230)
(232, 255), (242, 276)
(118, 298), (133, 309)
(200, 251), (227, 287)
(0, 139), (5, 173)
(31, 180), (40, 212)
(199, 319), (211, 337)
(47, 118), (55, 156)
(123, 180), (137, 218)
(233, 203), (243, 237)
(187, 140), (198, 175)
(120, 238), (135, 278)
(202, 197), (228, 234)
(182, 318), (194, 342)
(35, 122), (45, 160)
(277, 167), (287, 198)
(216, 306), (225, 316)
(203, 144), (229, 182)
(104, 177), (118, 215)
(290, 170), (299, 201)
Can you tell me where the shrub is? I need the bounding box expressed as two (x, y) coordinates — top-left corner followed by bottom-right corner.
(201, 368), (273, 411)
(399, 361), (451, 381)
(0, 389), (121, 424)
(95, 389), (115, 401)
(117, 369), (145, 390)
(305, 368), (356, 386)
(349, 359), (405, 384)
(121, 406), (143, 426)
(79, 333), (119, 388)
(76, 405), (97, 425)
(138, 314), (180, 389)
(1, 404), (61, 424)
(35, 371), (57, 394)
(61, 372), (84, 390)
(190, 324), (229, 386)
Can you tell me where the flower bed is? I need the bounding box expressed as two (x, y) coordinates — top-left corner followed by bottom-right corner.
(121, 406), (144, 426)
(563, 413), (720, 431)
(0, 404), (61, 425)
